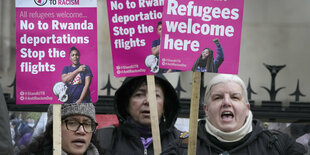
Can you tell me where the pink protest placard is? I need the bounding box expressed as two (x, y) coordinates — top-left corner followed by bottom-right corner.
(159, 0), (244, 74)
(16, 0), (97, 104)
(107, 0), (164, 77)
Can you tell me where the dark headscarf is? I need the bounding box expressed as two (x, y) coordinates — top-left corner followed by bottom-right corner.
(114, 74), (180, 131)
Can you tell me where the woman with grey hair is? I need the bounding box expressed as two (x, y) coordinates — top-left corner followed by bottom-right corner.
(162, 74), (306, 155)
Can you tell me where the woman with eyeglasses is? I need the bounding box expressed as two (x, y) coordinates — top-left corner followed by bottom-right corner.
(19, 103), (99, 155)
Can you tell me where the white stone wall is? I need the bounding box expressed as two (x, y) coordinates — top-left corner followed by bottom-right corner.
(239, 0), (310, 103)
(0, 0), (16, 96)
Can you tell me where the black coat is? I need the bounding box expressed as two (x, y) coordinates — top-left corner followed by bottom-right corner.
(161, 119), (306, 155)
(96, 122), (181, 155)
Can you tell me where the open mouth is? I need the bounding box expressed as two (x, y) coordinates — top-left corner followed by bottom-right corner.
(141, 110), (150, 114)
(72, 139), (86, 146)
(221, 111), (234, 121)
(141, 110), (150, 116)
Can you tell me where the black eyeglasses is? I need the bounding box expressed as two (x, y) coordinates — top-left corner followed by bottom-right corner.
(63, 120), (98, 133)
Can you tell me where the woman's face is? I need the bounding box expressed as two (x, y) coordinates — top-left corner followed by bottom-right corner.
(202, 49), (209, 59)
(62, 115), (93, 155)
(70, 50), (80, 66)
(157, 24), (162, 37)
(204, 81), (250, 132)
(128, 83), (164, 126)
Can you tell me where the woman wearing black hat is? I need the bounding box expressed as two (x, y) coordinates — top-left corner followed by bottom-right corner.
(95, 75), (182, 155)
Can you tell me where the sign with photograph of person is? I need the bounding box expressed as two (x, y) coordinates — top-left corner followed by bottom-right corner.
(159, 0), (244, 74)
(107, 0), (166, 77)
(15, 0), (98, 104)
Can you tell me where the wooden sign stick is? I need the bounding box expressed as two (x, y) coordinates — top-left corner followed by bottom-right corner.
(53, 104), (62, 155)
(147, 75), (162, 155)
(187, 71), (201, 155)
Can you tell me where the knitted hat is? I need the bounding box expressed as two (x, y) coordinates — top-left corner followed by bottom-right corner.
(46, 103), (97, 129)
